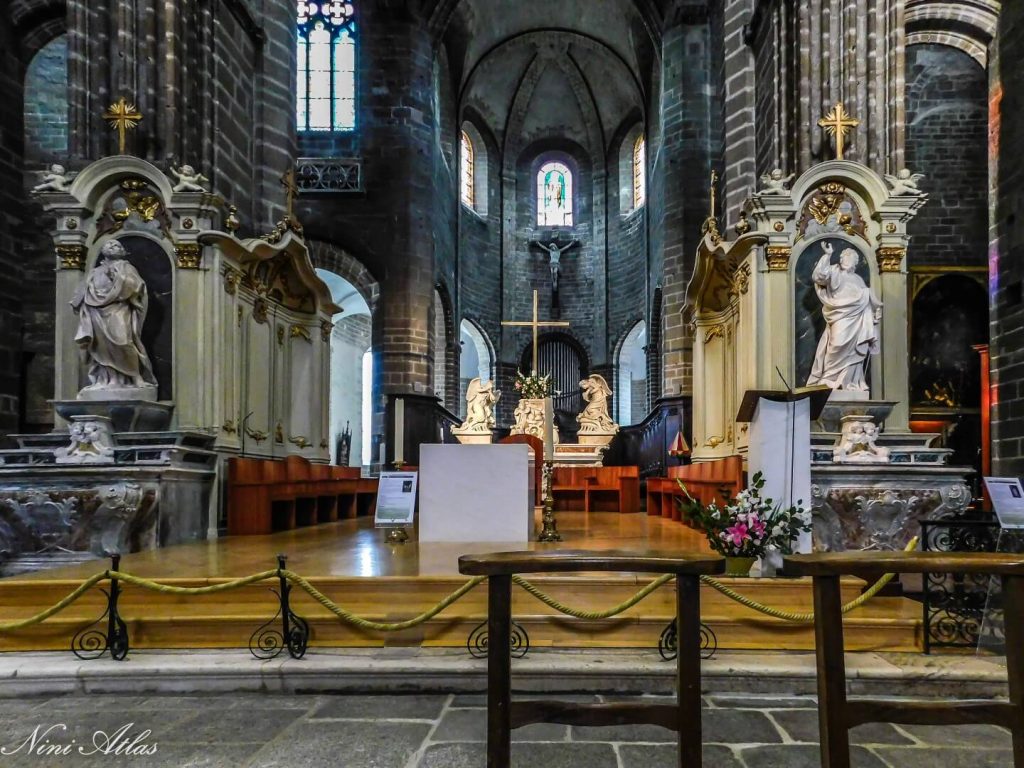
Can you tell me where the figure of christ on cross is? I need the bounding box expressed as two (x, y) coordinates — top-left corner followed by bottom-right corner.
(530, 239), (579, 293)
(502, 289), (571, 374)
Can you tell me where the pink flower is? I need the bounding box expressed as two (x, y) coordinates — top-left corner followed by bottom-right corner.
(749, 516), (766, 538)
(724, 523), (749, 547)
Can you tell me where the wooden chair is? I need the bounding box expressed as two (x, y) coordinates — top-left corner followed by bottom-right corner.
(783, 551), (1024, 768)
(647, 456), (743, 521)
(551, 466), (640, 513)
(458, 550), (725, 768)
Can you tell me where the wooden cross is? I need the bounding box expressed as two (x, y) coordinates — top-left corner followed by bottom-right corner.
(281, 167), (299, 220)
(818, 101), (860, 160)
(502, 289), (570, 374)
(102, 97), (142, 155)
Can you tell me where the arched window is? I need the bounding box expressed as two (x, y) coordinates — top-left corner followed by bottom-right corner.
(616, 321), (648, 425)
(460, 130), (474, 207)
(633, 136), (646, 209)
(297, 1), (357, 132)
(537, 161), (573, 226)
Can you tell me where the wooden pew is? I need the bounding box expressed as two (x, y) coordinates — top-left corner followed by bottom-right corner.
(227, 456), (378, 535)
(459, 549), (725, 768)
(551, 466), (640, 514)
(647, 456), (744, 521)
(784, 551), (1024, 768)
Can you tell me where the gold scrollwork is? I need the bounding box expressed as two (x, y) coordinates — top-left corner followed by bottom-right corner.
(704, 325), (726, 343)
(290, 325), (312, 343)
(175, 242), (202, 269)
(877, 246), (906, 273)
(765, 246), (791, 271)
(223, 267), (241, 295)
(288, 435), (312, 449)
(705, 435), (725, 449)
(252, 297), (268, 324)
(276, 325), (285, 346)
(56, 244), (86, 270)
(244, 425), (268, 444)
(730, 262), (751, 297)
(734, 211), (751, 236)
(320, 439), (329, 450)
(321, 319), (334, 342)
(275, 422), (285, 444)
(222, 419), (238, 434)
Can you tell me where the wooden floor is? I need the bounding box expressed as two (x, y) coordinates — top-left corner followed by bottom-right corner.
(0, 511), (923, 652)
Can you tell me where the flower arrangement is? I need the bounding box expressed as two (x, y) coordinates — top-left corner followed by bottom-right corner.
(677, 472), (811, 560)
(513, 371), (552, 399)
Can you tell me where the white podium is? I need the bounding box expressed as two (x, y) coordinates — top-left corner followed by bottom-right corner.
(737, 387), (830, 553)
(419, 444), (532, 543)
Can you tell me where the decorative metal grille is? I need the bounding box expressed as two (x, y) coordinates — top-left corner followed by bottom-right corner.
(295, 158), (361, 192)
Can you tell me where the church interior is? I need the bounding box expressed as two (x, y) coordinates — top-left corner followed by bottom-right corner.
(1, 0), (1024, 766)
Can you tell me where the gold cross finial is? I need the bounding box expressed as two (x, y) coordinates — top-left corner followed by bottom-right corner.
(102, 97), (143, 155)
(818, 101), (860, 160)
(281, 167), (299, 220)
(709, 169), (719, 220)
(501, 289), (571, 374)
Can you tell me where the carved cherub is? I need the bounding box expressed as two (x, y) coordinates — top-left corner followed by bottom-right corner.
(884, 168), (925, 196)
(759, 168), (795, 194)
(171, 163), (209, 193)
(32, 164), (71, 193)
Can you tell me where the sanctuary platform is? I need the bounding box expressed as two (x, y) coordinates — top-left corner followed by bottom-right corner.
(0, 511), (922, 654)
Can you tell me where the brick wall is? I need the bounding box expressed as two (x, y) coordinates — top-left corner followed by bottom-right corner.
(906, 44), (988, 268)
(991, 4), (1024, 475)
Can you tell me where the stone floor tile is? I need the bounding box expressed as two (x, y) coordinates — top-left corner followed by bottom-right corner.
(158, 707), (305, 744)
(250, 720), (431, 768)
(897, 723), (1012, 747)
(310, 694), (447, 720)
(707, 694), (818, 709)
(450, 693), (600, 708)
(618, 743), (743, 768)
(432, 707), (567, 742)
(873, 746), (1014, 767)
(702, 709), (784, 744)
(740, 744), (887, 768)
(418, 742), (485, 768)
(570, 722), (675, 743)
(420, 741), (618, 768)
(769, 709), (912, 745)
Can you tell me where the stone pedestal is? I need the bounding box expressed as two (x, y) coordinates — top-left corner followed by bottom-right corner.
(452, 430), (493, 445)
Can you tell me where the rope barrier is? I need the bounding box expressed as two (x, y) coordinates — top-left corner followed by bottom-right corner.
(0, 539), (918, 634)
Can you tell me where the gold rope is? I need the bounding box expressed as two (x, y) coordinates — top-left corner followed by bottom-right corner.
(0, 572), (108, 631)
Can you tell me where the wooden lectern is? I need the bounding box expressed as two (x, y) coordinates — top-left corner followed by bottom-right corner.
(737, 386), (831, 554)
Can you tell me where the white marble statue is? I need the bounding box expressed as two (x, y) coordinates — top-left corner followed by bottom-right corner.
(71, 240), (158, 398)
(512, 398), (559, 444)
(170, 163), (209, 193)
(32, 164), (71, 193)
(577, 374), (618, 434)
(883, 169), (925, 197)
(807, 242), (882, 394)
(833, 416), (890, 463)
(457, 378), (499, 433)
(759, 168), (795, 194)
(55, 416), (117, 465)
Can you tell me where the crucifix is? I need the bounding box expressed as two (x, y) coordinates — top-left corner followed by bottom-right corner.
(818, 101), (860, 160)
(102, 97), (143, 155)
(529, 239), (579, 298)
(502, 289), (570, 374)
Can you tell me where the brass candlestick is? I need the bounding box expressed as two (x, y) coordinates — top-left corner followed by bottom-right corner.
(538, 460), (561, 542)
(385, 528), (409, 544)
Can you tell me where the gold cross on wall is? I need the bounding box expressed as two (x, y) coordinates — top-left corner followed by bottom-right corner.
(818, 101), (860, 160)
(502, 289), (570, 374)
(281, 167), (299, 220)
(102, 97), (142, 155)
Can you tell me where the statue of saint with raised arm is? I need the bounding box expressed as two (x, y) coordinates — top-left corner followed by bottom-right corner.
(71, 239), (158, 399)
(806, 242), (882, 395)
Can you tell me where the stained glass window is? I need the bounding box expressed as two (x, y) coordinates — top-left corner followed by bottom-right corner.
(460, 131), (474, 207)
(537, 161), (573, 226)
(633, 136), (646, 209)
(297, 1), (356, 132)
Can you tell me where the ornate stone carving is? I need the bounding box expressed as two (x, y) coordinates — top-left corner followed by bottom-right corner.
(877, 246), (906, 273)
(577, 374), (619, 441)
(730, 262), (751, 297)
(765, 246), (791, 271)
(32, 164), (72, 193)
(252, 297), (268, 324)
(174, 242), (202, 269)
(56, 244), (87, 270)
(55, 416), (116, 465)
(833, 415), (890, 463)
(320, 319), (334, 341)
(89, 483), (146, 556)
(884, 169), (926, 197)
(512, 398), (559, 444)
(758, 168), (795, 194)
(223, 267), (241, 295)
(170, 164), (209, 193)
(454, 378), (500, 443)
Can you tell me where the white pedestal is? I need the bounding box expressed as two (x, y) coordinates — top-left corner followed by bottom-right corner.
(419, 444), (532, 543)
(748, 398), (812, 553)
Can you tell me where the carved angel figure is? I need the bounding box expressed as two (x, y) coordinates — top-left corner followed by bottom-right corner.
(55, 416), (117, 465)
(171, 163), (209, 193)
(833, 418), (890, 464)
(759, 168), (795, 194)
(884, 168), (925, 197)
(32, 163), (71, 193)
(577, 374), (618, 434)
(457, 378), (500, 433)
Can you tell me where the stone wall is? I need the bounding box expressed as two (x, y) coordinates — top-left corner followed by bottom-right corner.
(906, 44), (988, 268)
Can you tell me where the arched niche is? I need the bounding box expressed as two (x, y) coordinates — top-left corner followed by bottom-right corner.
(615, 319), (647, 425)
(459, 318), (494, 417)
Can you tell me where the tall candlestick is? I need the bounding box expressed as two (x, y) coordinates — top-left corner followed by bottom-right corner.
(394, 397), (405, 466)
(543, 397), (555, 461)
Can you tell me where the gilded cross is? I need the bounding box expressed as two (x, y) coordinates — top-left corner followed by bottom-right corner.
(818, 101), (860, 160)
(281, 167), (299, 219)
(502, 289), (570, 374)
(709, 169), (718, 220)
(102, 97), (142, 155)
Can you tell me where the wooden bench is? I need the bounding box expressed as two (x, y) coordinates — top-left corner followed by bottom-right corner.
(227, 456), (378, 535)
(783, 551), (1024, 768)
(647, 456), (744, 521)
(458, 550), (725, 768)
(551, 466), (640, 513)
